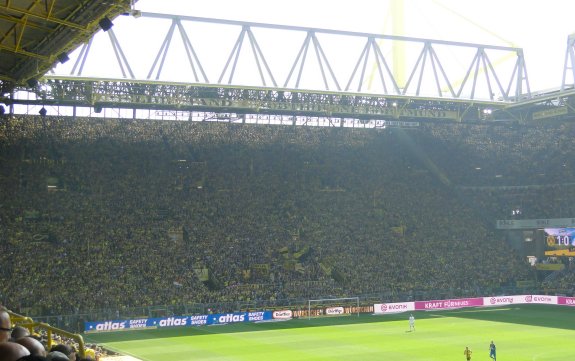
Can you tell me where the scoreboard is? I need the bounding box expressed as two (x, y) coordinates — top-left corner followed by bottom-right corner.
(495, 220), (575, 259)
(544, 228), (575, 257)
(544, 228), (575, 247)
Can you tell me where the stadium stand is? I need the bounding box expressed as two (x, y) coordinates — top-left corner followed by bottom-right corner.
(4, 114), (565, 332)
(1, 3), (573, 360)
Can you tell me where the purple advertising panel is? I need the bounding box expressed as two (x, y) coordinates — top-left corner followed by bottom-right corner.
(415, 297), (484, 311)
(558, 296), (575, 306)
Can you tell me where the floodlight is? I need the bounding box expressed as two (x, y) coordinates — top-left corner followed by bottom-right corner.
(99, 17), (114, 31)
(57, 52), (70, 64)
(27, 78), (38, 88)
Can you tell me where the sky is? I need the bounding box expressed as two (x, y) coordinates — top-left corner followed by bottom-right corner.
(55, 0), (575, 94)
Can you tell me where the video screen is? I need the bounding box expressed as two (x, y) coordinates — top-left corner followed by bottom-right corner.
(543, 228), (575, 247)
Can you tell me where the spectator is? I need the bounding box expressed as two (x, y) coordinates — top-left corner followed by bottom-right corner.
(11, 327), (30, 341)
(49, 345), (75, 361)
(0, 342), (30, 361)
(45, 352), (68, 361)
(15, 356), (48, 361)
(0, 308), (12, 343)
(15, 337), (47, 357)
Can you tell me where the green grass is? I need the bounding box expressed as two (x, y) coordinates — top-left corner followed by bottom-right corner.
(86, 305), (575, 361)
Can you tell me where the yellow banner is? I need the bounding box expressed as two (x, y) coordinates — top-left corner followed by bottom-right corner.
(193, 268), (209, 282)
(545, 249), (575, 257)
(532, 106), (568, 120)
(535, 263), (565, 271)
(516, 280), (536, 288)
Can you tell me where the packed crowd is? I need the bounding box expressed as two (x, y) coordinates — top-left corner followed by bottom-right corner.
(2, 114), (572, 320)
(424, 122), (575, 186)
(422, 122), (575, 219)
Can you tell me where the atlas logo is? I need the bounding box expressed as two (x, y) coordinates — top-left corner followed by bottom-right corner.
(218, 314), (245, 323)
(95, 321), (126, 331)
(159, 317), (188, 327)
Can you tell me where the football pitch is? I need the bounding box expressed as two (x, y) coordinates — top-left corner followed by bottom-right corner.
(86, 305), (575, 361)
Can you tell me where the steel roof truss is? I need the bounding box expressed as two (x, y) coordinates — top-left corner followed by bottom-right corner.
(69, 29), (134, 79)
(108, 29), (134, 79)
(310, 32), (340, 91)
(372, 38), (401, 94)
(219, 25), (248, 84)
(148, 20), (176, 80)
(0, 2), (88, 31)
(244, 27), (276, 87)
(561, 34), (575, 91)
(428, 44), (455, 98)
(284, 31), (310, 89)
(403, 42), (429, 96)
(175, 20), (208, 83)
(70, 38), (91, 76)
(347, 37), (371, 92)
(284, 31), (340, 90)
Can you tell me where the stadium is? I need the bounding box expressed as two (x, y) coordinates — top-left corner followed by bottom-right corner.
(1, 1), (575, 361)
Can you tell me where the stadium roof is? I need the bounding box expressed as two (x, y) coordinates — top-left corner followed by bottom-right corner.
(0, 0), (133, 93)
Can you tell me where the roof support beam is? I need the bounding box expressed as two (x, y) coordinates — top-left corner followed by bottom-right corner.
(0, 4), (89, 31)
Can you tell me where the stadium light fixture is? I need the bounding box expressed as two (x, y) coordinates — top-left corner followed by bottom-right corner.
(26, 78), (38, 88)
(99, 17), (114, 32)
(57, 52), (70, 64)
